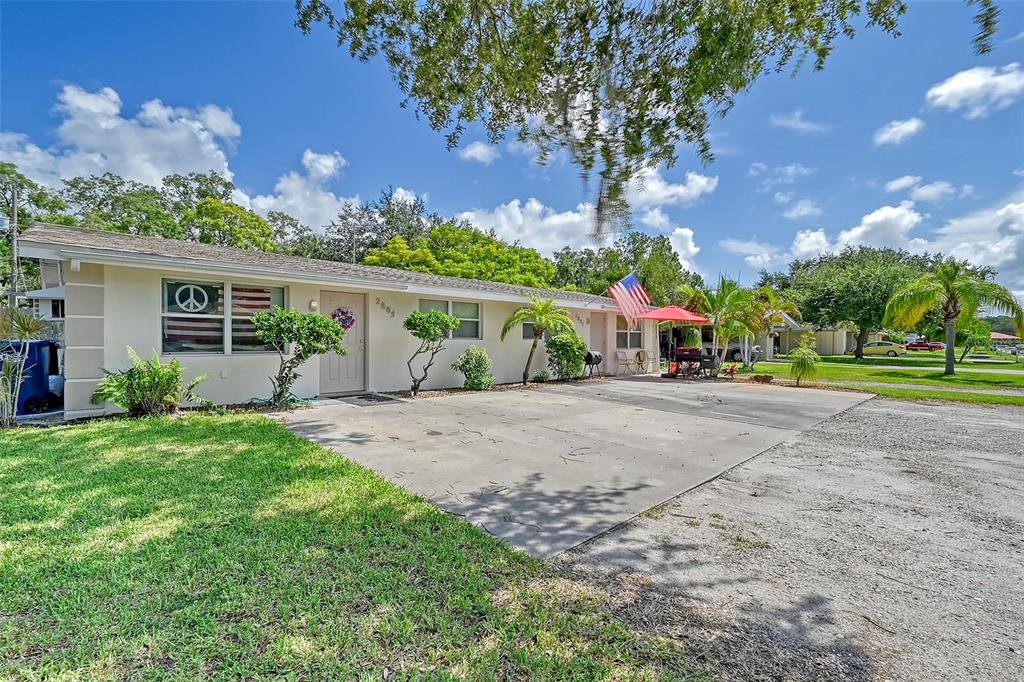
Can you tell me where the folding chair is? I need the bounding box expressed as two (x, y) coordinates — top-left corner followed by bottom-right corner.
(616, 350), (637, 374)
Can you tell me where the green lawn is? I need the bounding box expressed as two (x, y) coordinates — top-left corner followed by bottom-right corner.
(800, 352), (1021, 370)
(832, 384), (1024, 407)
(0, 414), (707, 680)
(750, 362), (1024, 391)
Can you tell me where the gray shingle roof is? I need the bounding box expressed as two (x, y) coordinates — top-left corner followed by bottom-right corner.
(21, 223), (614, 306)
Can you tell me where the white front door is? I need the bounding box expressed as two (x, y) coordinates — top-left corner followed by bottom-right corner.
(319, 291), (365, 394)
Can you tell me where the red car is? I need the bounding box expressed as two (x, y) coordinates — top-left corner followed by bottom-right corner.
(906, 340), (944, 351)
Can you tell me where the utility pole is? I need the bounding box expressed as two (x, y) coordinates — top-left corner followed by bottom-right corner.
(6, 185), (19, 308)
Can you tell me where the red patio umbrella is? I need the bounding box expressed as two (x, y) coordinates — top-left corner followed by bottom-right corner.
(636, 305), (708, 324)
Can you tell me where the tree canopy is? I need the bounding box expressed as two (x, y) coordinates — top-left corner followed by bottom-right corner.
(296, 0), (998, 232)
(787, 247), (940, 357)
(552, 231), (702, 305)
(363, 223), (557, 288)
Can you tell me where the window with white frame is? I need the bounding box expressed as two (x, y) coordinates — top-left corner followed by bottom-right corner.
(616, 316), (643, 349)
(418, 298), (481, 339)
(163, 279), (226, 354)
(230, 285), (285, 352)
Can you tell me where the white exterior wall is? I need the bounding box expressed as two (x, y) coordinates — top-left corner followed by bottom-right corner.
(86, 263), (642, 409)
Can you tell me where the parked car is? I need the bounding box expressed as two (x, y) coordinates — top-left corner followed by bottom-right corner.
(906, 340), (943, 351)
(861, 341), (907, 357)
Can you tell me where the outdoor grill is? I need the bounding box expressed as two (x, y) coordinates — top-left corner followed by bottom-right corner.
(584, 350), (603, 377)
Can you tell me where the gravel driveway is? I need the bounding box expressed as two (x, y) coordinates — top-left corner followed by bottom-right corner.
(553, 398), (1024, 681)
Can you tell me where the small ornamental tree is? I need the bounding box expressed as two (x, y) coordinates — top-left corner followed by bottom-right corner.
(403, 309), (460, 396)
(546, 332), (587, 380)
(252, 306), (348, 404)
(789, 334), (820, 387)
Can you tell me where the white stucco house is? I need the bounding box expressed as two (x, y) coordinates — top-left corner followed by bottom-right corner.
(20, 223), (656, 420)
(759, 311), (882, 359)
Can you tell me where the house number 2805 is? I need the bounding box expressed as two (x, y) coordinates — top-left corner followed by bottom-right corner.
(375, 297), (396, 318)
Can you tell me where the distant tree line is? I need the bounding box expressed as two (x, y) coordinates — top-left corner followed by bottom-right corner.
(755, 246), (1011, 358)
(0, 164), (702, 303)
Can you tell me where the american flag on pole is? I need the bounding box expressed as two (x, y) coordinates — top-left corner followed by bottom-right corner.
(608, 273), (651, 326)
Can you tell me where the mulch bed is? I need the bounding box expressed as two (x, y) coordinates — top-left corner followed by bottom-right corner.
(385, 375), (611, 400)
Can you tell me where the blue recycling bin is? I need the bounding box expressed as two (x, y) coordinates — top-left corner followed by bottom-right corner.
(0, 339), (59, 415)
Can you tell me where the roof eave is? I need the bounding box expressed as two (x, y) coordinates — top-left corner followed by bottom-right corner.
(19, 240), (617, 310)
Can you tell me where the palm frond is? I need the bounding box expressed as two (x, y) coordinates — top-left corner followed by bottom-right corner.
(884, 275), (943, 328)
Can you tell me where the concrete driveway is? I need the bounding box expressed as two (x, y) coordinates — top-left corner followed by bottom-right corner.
(283, 378), (870, 557)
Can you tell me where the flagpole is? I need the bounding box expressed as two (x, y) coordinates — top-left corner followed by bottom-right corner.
(581, 287), (610, 308)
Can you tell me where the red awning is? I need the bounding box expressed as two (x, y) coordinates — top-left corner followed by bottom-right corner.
(636, 305), (709, 324)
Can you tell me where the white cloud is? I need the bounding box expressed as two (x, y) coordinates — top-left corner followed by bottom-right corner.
(247, 149), (358, 230)
(926, 63), (1024, 119)
(748, 162), (767, 176)
(626, 168), (718, 208)
(783, 199), (822, 220)
(669, 227), (701, 273)
(731, 193), (1024, 297)
(754, 163), (815, 192)
(929, 195), (1024, 294)
(790, 229), (832, 260)
(838, 201), (925, 249)
(719, 238), (780, 269)
(873, 117), (925, 146)
(773, 191), (794, 204)
(639, 207), (672, 231)
(770, 109), (830, 133)
(458, 140), (501, 165)
(1015, 168), (1024, 177)
(458, 198), (600, 256)
(908, 181), (957, 203)
(300, 149), (347, 182)
(885, 175), (922, 192)
(0, 84), (239, 188)
(390, 186), (419, 204)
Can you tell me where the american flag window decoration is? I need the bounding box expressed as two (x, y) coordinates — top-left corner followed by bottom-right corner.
(608, 273), (651, 328)
(162, 280), (225, 354)
(231, 285), (284, 352)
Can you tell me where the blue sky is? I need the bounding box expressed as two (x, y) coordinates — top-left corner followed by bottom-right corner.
(2, 1), (1023, 296)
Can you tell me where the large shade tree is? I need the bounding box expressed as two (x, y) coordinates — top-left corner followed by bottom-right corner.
(884, 259), (1024, 375)
(296, 0), (997, 232)
(789, 247), (938, 358)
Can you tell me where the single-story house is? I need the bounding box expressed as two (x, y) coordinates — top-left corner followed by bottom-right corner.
(19, 223), (658, 420)
(759, 311), (881, 359)
(991, 331), (1021, 342)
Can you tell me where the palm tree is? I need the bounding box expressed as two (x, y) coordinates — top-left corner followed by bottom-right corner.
(884, 259), (1024, 375)
(500, 296), (575, 385)
(680, 277), (756, 360)
(749, 286), (800, 363)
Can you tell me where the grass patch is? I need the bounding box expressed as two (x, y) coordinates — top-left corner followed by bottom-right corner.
(729, 535), (770, 550)
(811, 353), (1020, 369)
(833, 384), (1024, 406)
(748, 362), (1024, 390)
(0, 414), (709, 680)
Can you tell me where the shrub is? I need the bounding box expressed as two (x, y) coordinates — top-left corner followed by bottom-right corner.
(789, 334), (820, 387)
(530, 369), (550, 383)
(546, 332), (587, 380)
(404, 309), (460, 396)
(252, 306), (348, 405)
(0, 307), (49, 428)
(451, 346), (495, 390)
(92, 347), (209, 417)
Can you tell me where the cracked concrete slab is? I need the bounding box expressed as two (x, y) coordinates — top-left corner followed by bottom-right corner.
(283, 378), (870, 557)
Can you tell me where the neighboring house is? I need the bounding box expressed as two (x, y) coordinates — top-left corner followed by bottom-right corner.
(19, 223), (657, 420)
(760, 312), (881, 359)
